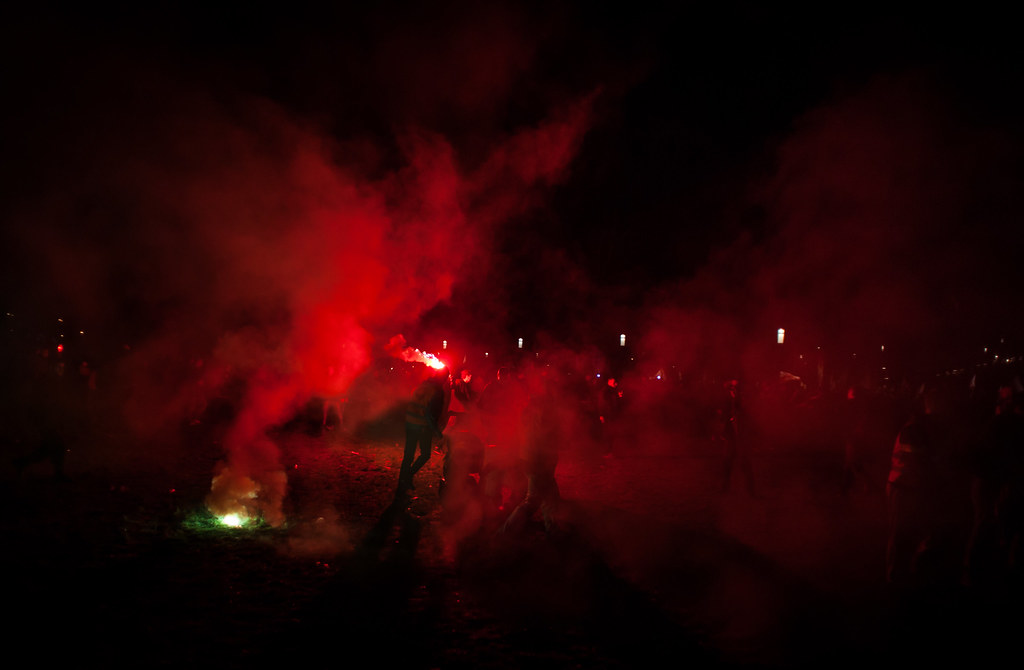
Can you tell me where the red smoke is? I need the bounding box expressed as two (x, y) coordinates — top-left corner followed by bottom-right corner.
(0, 21), (595, 524)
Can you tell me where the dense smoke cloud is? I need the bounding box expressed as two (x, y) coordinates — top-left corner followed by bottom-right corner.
(0, 9), (594, 524)
(5, 5), (1022, 530)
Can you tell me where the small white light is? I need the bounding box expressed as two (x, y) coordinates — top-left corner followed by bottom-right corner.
(619, 334), (626, 347)
(518, 338), (523, 349)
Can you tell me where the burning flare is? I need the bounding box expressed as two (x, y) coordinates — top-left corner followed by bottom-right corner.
(385, 334), (446, 369)
(400, 347), (446, 369)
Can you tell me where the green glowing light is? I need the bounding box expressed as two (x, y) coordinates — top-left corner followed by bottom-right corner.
(180, 509), (281, 534)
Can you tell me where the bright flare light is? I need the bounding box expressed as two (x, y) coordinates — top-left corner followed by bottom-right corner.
(399, 347), (446, 369)
(220, 513), (245, 527)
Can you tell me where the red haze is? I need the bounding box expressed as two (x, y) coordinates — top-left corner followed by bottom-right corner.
(0, 36), (595, 524)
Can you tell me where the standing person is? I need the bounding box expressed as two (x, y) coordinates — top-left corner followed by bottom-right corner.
(841, 385), (871, 495)
(885, 386), (960, 586)
(11, 351), (74, 481)
(719, 379), (755, 495)
(439, 367), (485, 506)
(478, 366), (528, 514)
(598, 376), (624, 456)
(446, 367), (479, 433)
(500, 371), (562, 535)
(397, 367), (450, 497)
(965, 384), (1024, 586)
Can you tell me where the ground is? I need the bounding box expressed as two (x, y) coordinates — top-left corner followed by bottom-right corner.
(2, 418), (1020, 668)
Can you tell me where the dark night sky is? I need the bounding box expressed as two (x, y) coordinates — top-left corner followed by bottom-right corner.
(2, 2), (1023, 376)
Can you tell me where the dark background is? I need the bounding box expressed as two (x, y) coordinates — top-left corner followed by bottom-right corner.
(2, 2), (1022, 381)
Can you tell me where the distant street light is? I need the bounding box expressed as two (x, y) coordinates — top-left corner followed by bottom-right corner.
(619, 334), (626, 347)
(518, 338), (524, 349)
(777, 328), (785, 345)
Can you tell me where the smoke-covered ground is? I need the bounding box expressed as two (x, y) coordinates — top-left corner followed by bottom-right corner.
(4, 383), (1021, 669)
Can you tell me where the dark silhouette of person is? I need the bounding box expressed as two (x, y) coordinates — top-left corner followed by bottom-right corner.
(477, 366), (528, 514)
(885, 386), (960, 585)
(719, 379), (754, 495)
(439, 428), (486, 518)
(11, 359), (74, 481)
(439, 368), (485, 502)
(396, 367), (449, 497)
(965, 384), (1024, 586)
(598, 376), (624, 455)
(841, 385), (872, 495)
(500, 371), (562, 535)
(446, 367), (479, 433)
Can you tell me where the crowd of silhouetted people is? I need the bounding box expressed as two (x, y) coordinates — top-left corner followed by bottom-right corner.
(6, 322), (1023, 597)
(387, 353), (1024, 596)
